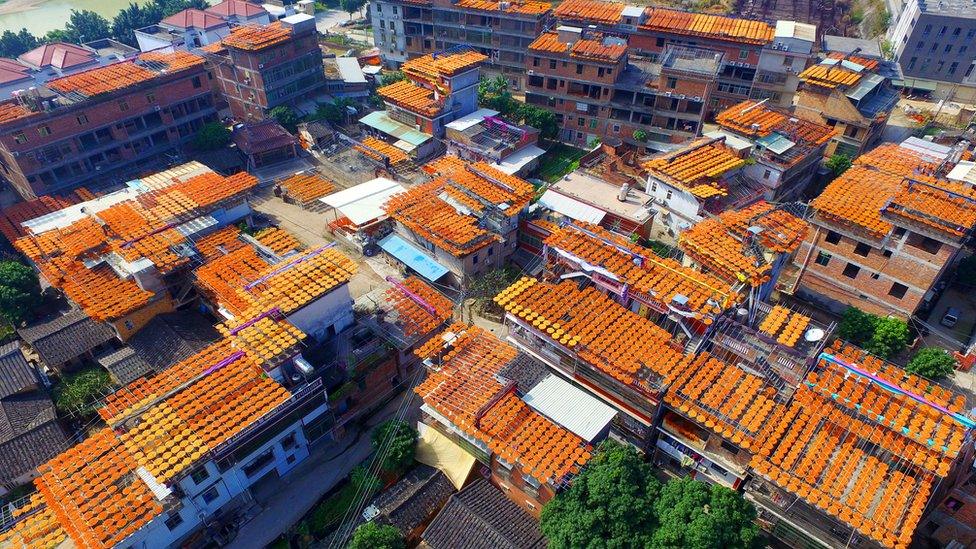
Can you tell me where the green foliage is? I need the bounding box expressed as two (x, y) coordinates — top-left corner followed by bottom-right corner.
(906, 347), (957, 379)
(837, 306), (878, 346)
(112, 2), (164, 46)
(477, 76), (559, 139)
(825, 154), (852, 178)
(53, 366), (112, 416)
(379, 70), (406, 87)
(308, 465), (380, 535)
(0, 29), (39, 58)
(65, 10), (112, 43)
(44, 29), (77, 43)
(269, 105), (300, 133)
(955, 254), (976, 287)
(315, 97), (355, 124)
(646, 239), (675, 258)
(633, 129), (648, 142)
(864, 316), (910, 359)
(371, 419), (418, 476)
(349, 522), (405, 549)
(339, 0), (367, 15)
(534, 144), (588, 183)
(652, 477), (759, 549)
(192, 122), (231, 151)
(0, 260), (40, 326)
(541, 440), (662, 548)
(519, 104), (559, 140)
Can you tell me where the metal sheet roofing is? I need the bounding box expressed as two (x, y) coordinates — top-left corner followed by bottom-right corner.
(445, 108), (500, 131)
(359, 110), (432, 146)
(538, 189), (607, 224)
(523, 374), (616, 442)
(320, 177), (406, 226)
(379, 234), (450, 281)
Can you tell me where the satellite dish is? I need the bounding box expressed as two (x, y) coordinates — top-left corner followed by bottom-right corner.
(804, 328), (825, 342)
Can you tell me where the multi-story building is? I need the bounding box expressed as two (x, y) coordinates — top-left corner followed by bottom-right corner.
(0, 40), (140, 101)
(444, 108), (544, 177)
(713, 100), (835, 200)
(381, 155), (535, 289)
(203, 15), (325, 121)
(205, 0), (272, 26)
(793, 52), (899, 158)
(135, 8), (231, 53)
(890, 0), (976, 99)
(551, 0), (813, 114)
(364, 50), (486, 160)
(368, 0), (552, 89)
(791, 140), (976, 318)
(525, 27), (721, 148)
(0, 50), (216, 199)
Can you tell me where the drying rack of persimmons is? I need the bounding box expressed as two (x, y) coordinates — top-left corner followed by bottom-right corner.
(384, 276), (455, 339)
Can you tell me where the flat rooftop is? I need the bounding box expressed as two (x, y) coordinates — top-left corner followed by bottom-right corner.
(548, 170), (653, 223)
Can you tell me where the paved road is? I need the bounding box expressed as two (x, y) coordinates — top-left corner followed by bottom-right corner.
(228, 392), (419, 549)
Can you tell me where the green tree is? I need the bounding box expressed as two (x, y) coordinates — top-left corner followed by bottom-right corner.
(192, 122), (231, 151)
(315, 97), (355, 124)
(339, 0), (367, 17)
(478, 75), (518, 116)
(825, 154), (852, 178)
(837, 306), (877, 346)
(865, 316), (910, 359)
(520, 104), (559, 140)
(541, 440), (661, 548)
(652, 476), (759, 549)
(0, 29), (39, 58)
(112, 2), (164, 47)
(66, 10), (112, 43)
(906, 347), (957, 379)
(633, 129), (648, 142)
(348, 522), (405, 549)
(53, 367), (112, 415)
(44, 29), (77, 43)
(379, 70), (405, 87)
(0, 260), (41, 326)
(153, 0), (210, 16)
(371, 419), (418, 476)
(269, 105), (300, 133)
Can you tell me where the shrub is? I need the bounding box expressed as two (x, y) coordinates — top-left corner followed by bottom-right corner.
(906, 347), (957, 379)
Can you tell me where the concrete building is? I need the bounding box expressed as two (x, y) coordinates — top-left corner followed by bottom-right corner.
(444, 108), (544, 176)
(0, 51), (217, 199)
(890, 0), (976, 96)
(791, 140), (975, 318)
(0, 40), (139, 101)
(135, 8), (231, 53)
(203, 15), (325, 121)
(368, 0), (552, 89)
(205, 0), (272, 25)
(754, 21), (818, 107)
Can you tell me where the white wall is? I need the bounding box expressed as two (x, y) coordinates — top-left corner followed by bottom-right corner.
(136, 33), (178, 54)
(644, 176), (702, 234)
(287, 284), (355, 340)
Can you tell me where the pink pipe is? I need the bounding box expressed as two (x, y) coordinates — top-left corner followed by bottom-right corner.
(386, 276), (438, 315)
(229, 308), (282, 335)
(244, 243), (336, 291)
(203, 351), (245, 376)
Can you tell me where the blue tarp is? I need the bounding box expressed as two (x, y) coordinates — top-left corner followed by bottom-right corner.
(378, 234), (449, 281)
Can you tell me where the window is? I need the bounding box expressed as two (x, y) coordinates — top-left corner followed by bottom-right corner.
(842, 262), (860, 279)
(919, 236), (942, 254)
(666, 77), (677, 89)
(576, 63), (583, 74)
(915, 41), (924, 50)
(190, 468), (210, 484)
(883, 249), (893, 258)
(963, 46), (969, 54)
(656, 37), (665, 47)
(651, 181), (657, 192)
(815, 251), (831, 266)
(37, 125), (51, 136)
(923, 24), (932, 35)
(739, 49), (748, 60)
(164, 513), (184, 531)
(118, 100), (128, 112)
(473, 253), (479, 264)
(192, 75), (202, 88)
(720, 439), (740, 453)
(954, 27), (962, 37)
(894, 227), (907, 238)
(825, 230), (841, 244)
(939, 25), (947, 36)
(665, 189), (673, 200)
(201, 487), (219, 504)
(969, 29), (976, 39)
(242, 448), (275, 477)
(281, 432), (298, 449)
(146, 92), (155, 103)
(871, 272), (880, 279)
(930, 42), (939, 51)
(762, 169), (771, 180)
(967, 64), (975, 78)
(854, 242), (871, 256)
(532, 57), (539, 67)
(76, 114), (88, 125)
(945, 44), (953, 53)
(889, 282), (908, 299)
(124, 320), (134, 330)
(488, 246), (494, 256)
(908, 57), (918, 70)
(13, 131), (26, 144)
(950, 62), (960, 75)
(612, 124), (620, 133)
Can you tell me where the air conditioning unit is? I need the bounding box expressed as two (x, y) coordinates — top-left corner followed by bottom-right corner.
(258, 63), (265, 69)
(527, 69), (535, 75)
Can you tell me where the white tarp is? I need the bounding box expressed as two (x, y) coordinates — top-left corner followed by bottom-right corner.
(538, 189), (607, 225)
(524, 374), (617, 442)
(320, 177), (406, 226)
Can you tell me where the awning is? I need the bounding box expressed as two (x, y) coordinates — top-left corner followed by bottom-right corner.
(492, 144), (546, 175)
(320, 177), (406, 226)
(538, 189), (607, 225)
(378, 234), (449, 281)
(524, 375), (616, 442)
(892, 78), (937, 92)
(416, 423), (477, 490)
(359, 110), (432, 147)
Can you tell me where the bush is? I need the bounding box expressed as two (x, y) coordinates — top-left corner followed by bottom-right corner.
(269, 105), (300, 133)
(864, 316), (910, 359)
(0, 260), (40, 326)
(633, 129), (648, 142)
(53, 366), (112, 416)
(836, 306), (877, 346)
(825, 154), (852, 178)
(307, 465), (380, 535)
(349, 522), (404, 549)
(371, 419), (418, 476)
(907, 347), (957, 379)
(192, 122), (231, 151)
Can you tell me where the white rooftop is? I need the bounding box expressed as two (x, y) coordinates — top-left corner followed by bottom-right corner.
(445, 108), (500, 132)
(900, 136), (952, 161)
(320, 177), (406, 226)
(538, 189), (606, 225)
(491, 144), (545, 175)
(774, 20), (816, 42)
(621, 5), (645, 17)
(548, 171), (654, 223)
(281, 12), (314, 24)
(524, 374), (616, 442)
(947, 160), (976, 186)
(335, 57), (367, 84)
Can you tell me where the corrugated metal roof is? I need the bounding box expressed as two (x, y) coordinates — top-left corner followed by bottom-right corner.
(378, 234), (449, 281)
(523, 374), (616, 442)
(335, 57), (367, 84)
(320, 177), (406, 226)
(445, 108), (499, 131)
(538, 189), (607, 224)
(359, 110), (432, 146)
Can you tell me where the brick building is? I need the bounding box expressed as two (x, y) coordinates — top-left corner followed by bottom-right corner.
(368, 0), (552, 90)
(0, 51), (216, 199)
(791, 141), (976, 318)
(203, 15), (325, 121)
(525, 27), (721, 148)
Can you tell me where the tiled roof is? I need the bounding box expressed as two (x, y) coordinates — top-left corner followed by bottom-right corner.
(680, 201), (807, 286)
(279, 172), (336, 204)
(0, 58), (30, 86)
(206, 0), (269, 17)
(494, 278), (687, 392)
(232, 120), (298, 155)
(554, 0), (625, 24)
(384, 276), (454, 338)
(810, 143), (962, 238)
(17, 309), (116, 366)
(161, 8), (227, 29)
(415, 324), (592, 484)
(377, 79), (443, 117)
(0, 393), (69, 485)
(221, 23), (292, 51)
(356, 136), (411, 167)
(96, 347), (153, 385)
(717, 100), (834, 143)
(369, 464), (456, 534)
(643, 137), (744, 198)
(46, 51), (203, 98)
(750, 342), (972, 548)
(0, 343), (39, 399)
(423, 156), (536, 216)
(665, 352), (785, 452)
(544, 222), (738, 318)
(127, 310), (221, 371)
(18, 42), (94, 71)
(423, 479), (546, 549)
(453, 0), (550, 14)
(641, 7), (774, 44)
